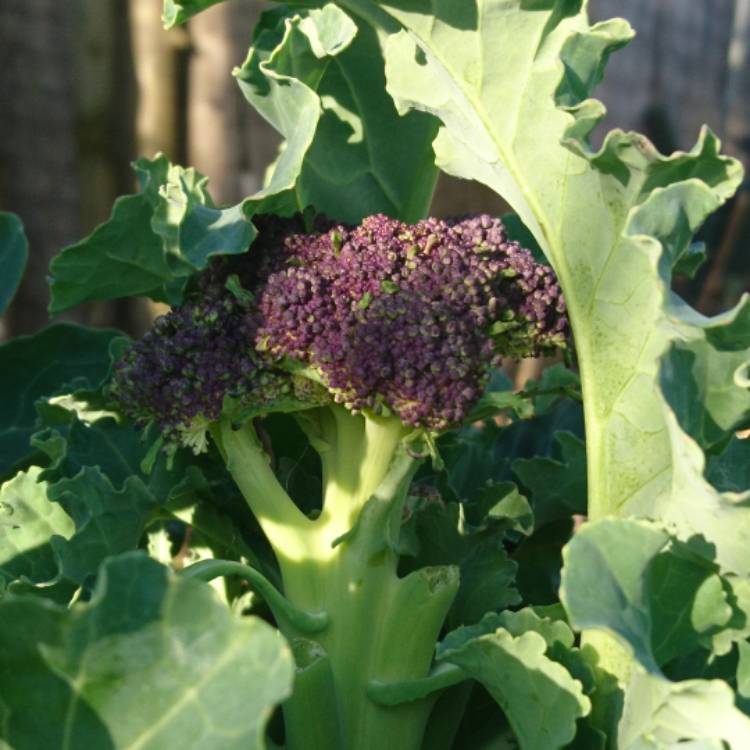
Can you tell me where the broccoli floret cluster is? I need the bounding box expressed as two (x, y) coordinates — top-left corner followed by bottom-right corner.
(111, 294), (290, 449)
(256, 214), (566, 427)
(111, 213), (568, 444)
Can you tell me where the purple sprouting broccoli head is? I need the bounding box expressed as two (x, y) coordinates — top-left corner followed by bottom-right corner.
(111, 213), (568, 447)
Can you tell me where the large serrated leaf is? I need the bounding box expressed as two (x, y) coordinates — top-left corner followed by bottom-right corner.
(0, 212), (28, 316)
(372, 0), (745, 548)
(0, 553), (294, 749)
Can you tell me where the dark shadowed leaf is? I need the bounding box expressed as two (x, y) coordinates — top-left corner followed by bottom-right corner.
(0, 212), (28, 315)
(0, 324), (124, 479)
(513, 432), (586, 526)
(707, 437), (750, 493)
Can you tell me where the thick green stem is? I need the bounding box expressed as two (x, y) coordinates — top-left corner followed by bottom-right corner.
(578, 350), (638, 683)
(283, 639), (345, 750)
(286, 419), (458, 750)
(282, 543), (458, 750)
(312, 406), (408, 541)
(219, 408), (458, 750)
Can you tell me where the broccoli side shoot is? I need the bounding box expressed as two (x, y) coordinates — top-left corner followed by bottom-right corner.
(111, 213), (568, 447)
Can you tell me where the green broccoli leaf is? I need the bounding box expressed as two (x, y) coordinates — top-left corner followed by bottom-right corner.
(449, 543), (520, 629)
(0, 212), (28, 316)
(514, 519), (575, 607)
(654, 403), (750, 578)
(707, 436), (750, 493)
(33, 415), (196, 505)
(30, 406), (276, 585)
(673, 241), (708, 279)
(513, 431), (587, 526)
(399, 486), (523, 627)
(709, 575), (750, 657)
(377, 0), (746, 556)
(48, 156), (257, 313)
(437, 612), (590, 750)
(466, 370), (535, 422)
(234, 5), (358, 216)
(0, 468), (74, 596)
(235, 4), (438, 223)
(660, 324), (750, 452)
(0, 552), (294, 749)
(2, 467), (156, 600)
(560, 518), (734, 671)
(561, 518), (750, 746)
(618, 669), (750, 749)
(162, 0), (224, 28)
(0, 324), (124, 479)
(46, 469), (156, 585)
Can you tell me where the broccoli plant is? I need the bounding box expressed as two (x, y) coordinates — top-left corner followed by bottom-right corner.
(1, 2), (750, 750)
(109, 212), (568, 748)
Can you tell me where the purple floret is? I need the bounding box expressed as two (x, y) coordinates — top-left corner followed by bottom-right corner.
(255, 214), (567, 429)
(110, 280), (290, 443)
(111, 213), (568, 437)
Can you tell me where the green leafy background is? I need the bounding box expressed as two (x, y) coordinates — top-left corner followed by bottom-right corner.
(2, 1), (749, 748)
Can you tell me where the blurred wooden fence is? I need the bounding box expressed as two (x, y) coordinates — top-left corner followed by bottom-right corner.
(1, 0), (749, 340)
(592, 0), (750, 157)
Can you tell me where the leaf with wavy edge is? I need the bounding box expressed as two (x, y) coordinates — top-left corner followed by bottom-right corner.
(2, 466), (157, 603)
(48, 155), (257, 313)
(368, 1), (745, 566)
(235, 4), (438, 222)
(438, 617), (590, 750)
(0, 324), (124, 479)
(618, 669), (750, 750)
(234, 5), (358, 215)
(660, 338), (750, 452)
(560, 518), (738, 670)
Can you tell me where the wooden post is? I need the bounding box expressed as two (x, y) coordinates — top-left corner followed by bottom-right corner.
(0, 1), (83, 336)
